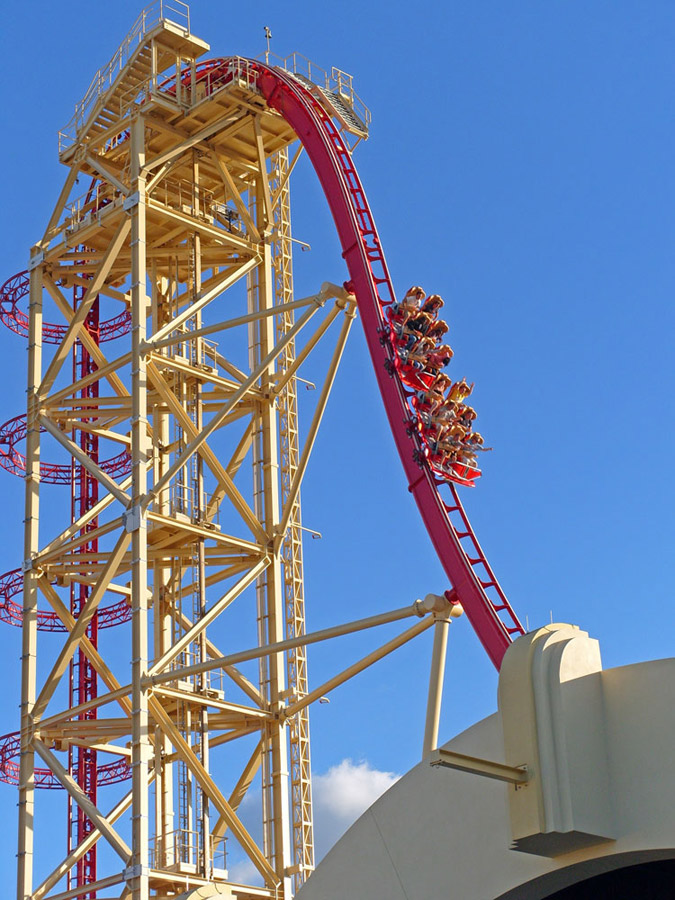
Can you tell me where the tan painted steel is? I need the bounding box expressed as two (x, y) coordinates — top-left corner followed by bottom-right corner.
(16, 6), (451, 900)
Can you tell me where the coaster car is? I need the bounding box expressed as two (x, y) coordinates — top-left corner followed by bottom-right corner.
(392, 354), (436, 392)
(427, 452), (481, 488)
(420, 434), (482, 488)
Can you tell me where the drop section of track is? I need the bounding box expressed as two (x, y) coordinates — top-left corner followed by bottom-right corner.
(182, 58), (524, 669)
(0, 55), (525, 787)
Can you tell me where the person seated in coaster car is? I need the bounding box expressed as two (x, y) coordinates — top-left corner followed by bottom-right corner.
(456, 404), (477, 431)
(420, 294), (444, 318)
(415, 373), (453, 419)
(387, 286), (426, 329)
(396, 363), (436, 392)
(412, 388), (433, 423)
(429, 424), (469, 472)
(406, 335), (437, 369)
(443, 421), (469, 446)
(448, 377), (474, 403)
(396, 341), (446, 389)
(403, 311), (433, 343)
(427, 318), (449, 345)
(403, 285), (426, 308)
(465, 431), (488, 448)
(420, 418), (448, 455)
(432, 398), (459, 426)
(458, 448), (479, 467)
(406, 294), (444, 338)
(435, 446), (462, 474)
(455, 431), (492, 468)
(423, 343), (454, 377)
(396, 329), (435, 360)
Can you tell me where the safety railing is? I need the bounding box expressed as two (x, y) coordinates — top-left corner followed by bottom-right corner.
(59, 0), (191, 148)
(150, 829), (227, 871)
(154, 176), (215, 219)
(169, 644), (225, 695)
(264, 51), (371, 132)
(183, 56), (261, 104)
(65, 182), (123, 232)
(116, 54), (262, 128)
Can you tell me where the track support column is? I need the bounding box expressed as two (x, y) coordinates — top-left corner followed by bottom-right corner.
(249, 162), (292, 893)
(129, 114), (150, 900)
(18, 248), (43, 900)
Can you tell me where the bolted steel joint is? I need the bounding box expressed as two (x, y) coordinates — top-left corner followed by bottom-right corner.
(414, 592), (464, 619)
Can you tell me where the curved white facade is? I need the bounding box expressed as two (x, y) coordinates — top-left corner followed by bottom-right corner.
(298, 631), (675, 899)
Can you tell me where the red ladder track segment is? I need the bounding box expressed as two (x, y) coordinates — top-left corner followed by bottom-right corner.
(251, 61), (524, 669)
(176, 57), (524, 668)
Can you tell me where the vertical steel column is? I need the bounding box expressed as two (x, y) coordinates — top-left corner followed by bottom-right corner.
(249, 162), (292, 892)
(129, 115), (150, 900)
(249, 196), (273, 863)
(191, 148), (210, 878)
(423, 618), (450, 757)
(17, 250), (43, 900)
(272, 147), (315, 890)
(151, 266), (174, 870)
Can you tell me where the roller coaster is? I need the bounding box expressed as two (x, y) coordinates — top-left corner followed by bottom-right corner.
(1, 4), (524, 899)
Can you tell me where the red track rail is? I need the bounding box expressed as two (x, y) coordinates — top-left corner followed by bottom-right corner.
(200, 59), (525, 668)
(0, 567), (131, 632)
(0, 57), (524, 797)
(0, 731), (130, 789)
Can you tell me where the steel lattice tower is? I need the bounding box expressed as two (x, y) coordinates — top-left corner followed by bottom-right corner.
(12, 6), (375, 899)
(2, 5), (490, 900)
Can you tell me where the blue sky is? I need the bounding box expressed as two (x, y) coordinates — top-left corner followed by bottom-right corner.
(0, 0), (673, 883)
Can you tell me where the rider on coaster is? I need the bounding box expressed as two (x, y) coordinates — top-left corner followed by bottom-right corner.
(423, 343), (454, 375)
(460, 431), (492, 464)
(448, 377), (474, 403)
(388, 286), (425, 331)
(432, 398), (459, 425)
(427, 318), (449, 344)
(420, 294), (444, 317)
(456, 404), (477, 431)
(406, 334), (436, 368)
(415, 372), (452, 421)
(406, 294), (444, 338)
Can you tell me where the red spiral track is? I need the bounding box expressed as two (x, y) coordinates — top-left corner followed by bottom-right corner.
(0, 568), (131, 632)
(0, 413), (131, 485)
(0, 731), (130, 790)
(0, 270), (131, 344)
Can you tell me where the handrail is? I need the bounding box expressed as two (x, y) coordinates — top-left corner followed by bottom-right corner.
(59, 0), (191, 146)
(261, 51), (371, 131)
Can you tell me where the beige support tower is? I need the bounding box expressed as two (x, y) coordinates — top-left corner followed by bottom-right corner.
(13, 5), (462, 900)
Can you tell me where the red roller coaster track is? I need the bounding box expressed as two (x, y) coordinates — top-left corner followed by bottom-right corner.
(0, 568), (131, 632)
(0, 270), (131, 345)
(0, 413), (131, 485)
(221, 59), (524, 668)
(159, 56), (524, 667)
(0, 731), (130, 790)
(0, 57), (524, 807)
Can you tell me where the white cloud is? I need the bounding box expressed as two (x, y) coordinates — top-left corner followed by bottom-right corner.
(228, 857), (260, 886)
(312, 758), (400, 860)
(223, 757), (400, 881)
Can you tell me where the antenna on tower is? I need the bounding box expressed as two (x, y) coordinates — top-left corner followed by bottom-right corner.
(264, 25), (272, 63)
